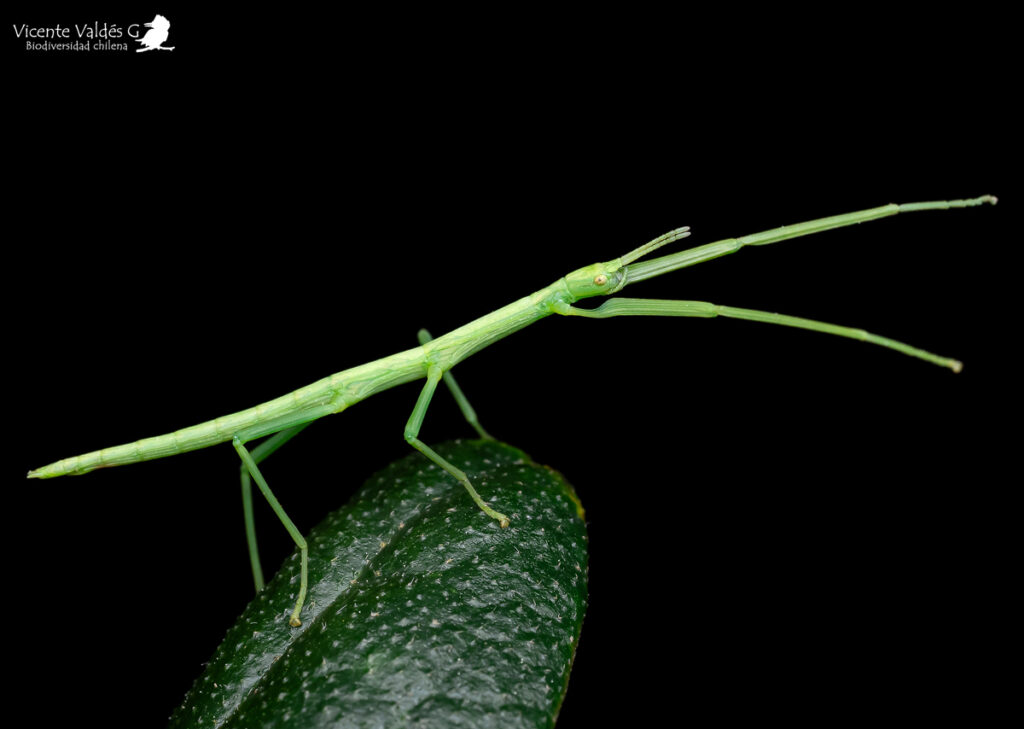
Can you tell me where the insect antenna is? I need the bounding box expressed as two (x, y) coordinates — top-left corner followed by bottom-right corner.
(618, 225), (691, 266)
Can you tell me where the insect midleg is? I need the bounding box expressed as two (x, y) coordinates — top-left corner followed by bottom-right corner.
(239, 424), (312, 592)
(233, 436), (309, 627)
(404, 364), (510, 527)
(418, 328), (493, 440)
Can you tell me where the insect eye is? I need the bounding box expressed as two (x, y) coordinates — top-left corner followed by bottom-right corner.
(593, 274), (608, 286)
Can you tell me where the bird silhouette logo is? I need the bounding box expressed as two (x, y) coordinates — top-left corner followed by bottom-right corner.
(136, 15), (174, 53)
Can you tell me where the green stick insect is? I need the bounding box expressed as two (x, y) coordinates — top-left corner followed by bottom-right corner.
(28, 196), (993, 627)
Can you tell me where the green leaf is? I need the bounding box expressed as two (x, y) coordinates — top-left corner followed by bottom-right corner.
(169, 440), (588, 729)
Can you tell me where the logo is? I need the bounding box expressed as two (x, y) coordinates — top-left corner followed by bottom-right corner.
(12, 14), (175, 54)
(136, 15), (173, 53)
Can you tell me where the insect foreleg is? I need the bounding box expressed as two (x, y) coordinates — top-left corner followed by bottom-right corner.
(404, 364), (509, 527)
(565, 298), (962, 371)
(621, 196), (997, 285)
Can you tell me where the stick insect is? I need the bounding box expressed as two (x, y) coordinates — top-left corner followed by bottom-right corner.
(28, 196), (992, 627)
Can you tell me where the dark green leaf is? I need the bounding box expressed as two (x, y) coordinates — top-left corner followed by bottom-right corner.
(170, 440), (588, 729)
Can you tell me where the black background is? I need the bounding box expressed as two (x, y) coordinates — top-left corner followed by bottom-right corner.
(6, 4), (1014, 728)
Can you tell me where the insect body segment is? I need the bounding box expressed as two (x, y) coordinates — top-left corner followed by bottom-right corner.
(28, 196), (993, 627)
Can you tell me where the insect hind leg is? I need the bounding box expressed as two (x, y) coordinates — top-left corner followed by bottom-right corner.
(234, 434), (309, 627)
(238, 424), (311, 592)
